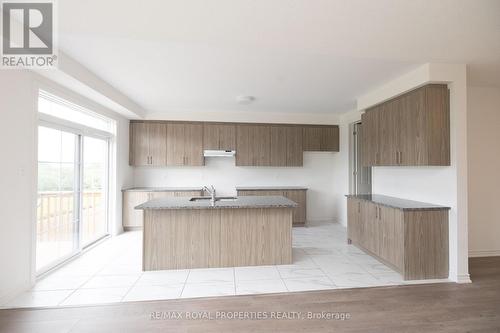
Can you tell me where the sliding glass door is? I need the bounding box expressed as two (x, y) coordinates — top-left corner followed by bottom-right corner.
(36, 126), (80, 272)
(81, 136), (109, 246)
(36, 127), (110, 273)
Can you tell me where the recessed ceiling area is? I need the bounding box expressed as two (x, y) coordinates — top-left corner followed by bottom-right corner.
(57, 0), (500, 116)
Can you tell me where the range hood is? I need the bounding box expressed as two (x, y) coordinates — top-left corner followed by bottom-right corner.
(203, 150), (236, 157)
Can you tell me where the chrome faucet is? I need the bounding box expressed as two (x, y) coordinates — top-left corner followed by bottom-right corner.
(203, 185), (216, 205)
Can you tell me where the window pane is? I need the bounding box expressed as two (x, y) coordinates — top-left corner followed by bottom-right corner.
(36, 127), (79, 272)
(39, 91), (114, 133)
(81, 136), (108, 246)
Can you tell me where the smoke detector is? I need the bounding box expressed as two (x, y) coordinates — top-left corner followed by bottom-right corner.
(236, 95), (256, 105)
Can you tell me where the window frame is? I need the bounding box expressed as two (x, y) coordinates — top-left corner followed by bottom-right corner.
(35, 91), (114, 276)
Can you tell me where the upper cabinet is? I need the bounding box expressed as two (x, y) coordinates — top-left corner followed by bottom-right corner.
(203, 123), (236, 150)
(270, 126), (303, 167)
(303, 125), (340, 152)
(361, 84), (450, 167)
(236, 124), (271, 166)
(166, 123), (204, 166)
(129, 122), (167, 166)
(130, 121), (339, 167)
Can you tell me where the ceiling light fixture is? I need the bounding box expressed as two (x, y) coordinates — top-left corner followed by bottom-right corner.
(236, 95), (256, 105)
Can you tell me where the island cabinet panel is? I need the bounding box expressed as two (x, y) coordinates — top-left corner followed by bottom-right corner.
(166, 123), (204, 166)
(361, 84), (450, 166)
(220, 208), (292, 267)
(143, 207), (292, 270)
(303, 125), (339, 152)
(122, 190), (203, 229)
(347, 196), (449, 280)
(235, 124), (271, 166)
(203, 123), (236, 150)
(237, 189), (307, 226)
(143, 209), (222, 270)
(130, 122), (167, 166)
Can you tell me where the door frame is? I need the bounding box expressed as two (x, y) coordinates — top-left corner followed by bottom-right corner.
(35, 120), (112, 276)
(349, 121), (372, 195)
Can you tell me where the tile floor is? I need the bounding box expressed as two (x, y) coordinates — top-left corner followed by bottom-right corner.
(2, 221), (439, 308)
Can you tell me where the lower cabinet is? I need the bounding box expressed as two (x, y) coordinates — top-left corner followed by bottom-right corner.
(347, 197), (448, 280)
(123, 190), (202, 229)
(237, 189), (307, 226)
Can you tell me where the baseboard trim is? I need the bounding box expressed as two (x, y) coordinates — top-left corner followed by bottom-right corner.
(469, 250), (500, 258)
(0, 283), (30, 307)
(456, 274), (472, 284)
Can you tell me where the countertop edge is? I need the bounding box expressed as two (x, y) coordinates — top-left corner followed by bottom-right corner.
(345, 194), (451, 211)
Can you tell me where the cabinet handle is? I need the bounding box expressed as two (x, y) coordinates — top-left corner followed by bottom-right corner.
(399, 151), (403, 164)
(375, 206), (378, 218)
(379, 207), (382, 220)
(358, 202), (360, 213)
(396, 151), (399, 164)
(150, 156), (153, 165)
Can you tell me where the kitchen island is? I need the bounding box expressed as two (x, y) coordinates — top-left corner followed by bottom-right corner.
(136, 196), (297, 271)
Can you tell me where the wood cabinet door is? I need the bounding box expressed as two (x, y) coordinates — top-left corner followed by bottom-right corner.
(361, 110), (380, 166)
(380, 98), (400, 166)
(130, 122), (149, 166)
(204, 123), (236, 150)
(360, 113), (372, 167)
(347, 198), (360, 242)
(284, 190), (306, 224)
(219, 124), (236, 150)
(148, 123), (167, 166)
(286, 126), (303, 166)
(398, 88), (425, 166)
(320, 126), (339, 151)
(254, 125), (271, 166)
(203, 123), (220, 150)
(271, 126), (287, 166)
(184, 123), (204, 166)
(303, 126), (321, 151)
(239, 125), (271, 166)
(235, 125), (251, 166)
(425, 85), (450, 166)
(378, 205), (404, 270)
(166, 123), (186, 166)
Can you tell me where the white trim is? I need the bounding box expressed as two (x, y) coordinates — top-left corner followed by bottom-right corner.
(456, 274), (472, 284)
(469, 250), (500, 258)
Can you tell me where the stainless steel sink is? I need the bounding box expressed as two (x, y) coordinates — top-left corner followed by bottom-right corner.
(189, 196), (238, 202)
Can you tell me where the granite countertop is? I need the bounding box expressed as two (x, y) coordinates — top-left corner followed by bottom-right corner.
(236, 186), (308, 191)
(345, 194), (450, 211)
(122, 187), (204, 192)
(136, 195), (298, 210)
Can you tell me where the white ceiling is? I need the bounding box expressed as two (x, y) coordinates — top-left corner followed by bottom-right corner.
(58, 0), (500, 116)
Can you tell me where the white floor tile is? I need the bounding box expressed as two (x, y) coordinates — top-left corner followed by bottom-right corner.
(4, 290), (74, 308)
(80, 274), (141, 289)
(284, 276), (336, 292)
(136, 270), (189, 286)
(234, 266), (281, 281)
(3, 221), (420, 308)
(181, 283), (235, 298)
(32, 275), (91, 291)
(236, 279), (287, 295)
(60, 287), (130, 306)
(327, 272), (382, 288)
(277, 267), (327, 279)
(186, 268), (234, 284)
(123, 284), (184, 302)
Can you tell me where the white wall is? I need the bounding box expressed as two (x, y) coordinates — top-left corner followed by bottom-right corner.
(0, 72), (133, 304)
(467, 85), (500, 257)
(134, 152), (343, 222)
(0, 71), (37, 304)
(357, 63), (469, 283)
